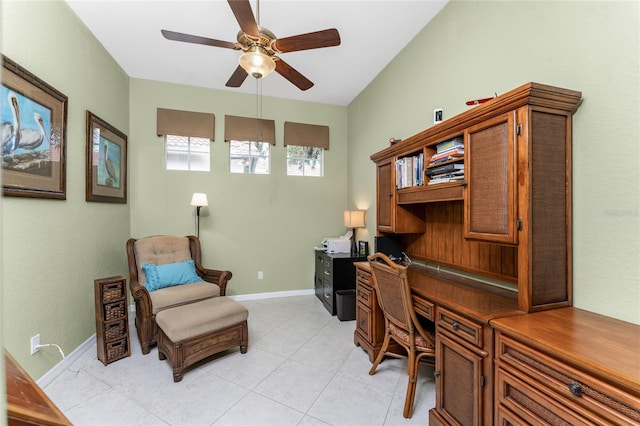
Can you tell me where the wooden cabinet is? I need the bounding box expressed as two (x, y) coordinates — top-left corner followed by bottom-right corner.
(353, 262), (385, 362)
(492, 308), (640, 426)
(375, 157), (425, 234)
(314, 252), (364, 315)
(94, 276), (130, 365)
(433, 307), (491, 426)
(370, 82), (582, 313)
(369, 83), (583, 425)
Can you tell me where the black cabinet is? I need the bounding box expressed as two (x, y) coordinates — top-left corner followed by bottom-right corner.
(314, 251), (365, 315)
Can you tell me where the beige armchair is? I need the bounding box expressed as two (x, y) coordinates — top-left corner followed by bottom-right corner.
(126, 235), (232, 354)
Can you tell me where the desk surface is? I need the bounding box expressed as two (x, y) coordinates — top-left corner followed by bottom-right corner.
(356, 261), (522, 324)
(491, 307), (640, 393)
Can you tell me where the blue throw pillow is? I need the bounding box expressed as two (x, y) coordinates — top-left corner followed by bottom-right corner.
(141, 260), (200, 292)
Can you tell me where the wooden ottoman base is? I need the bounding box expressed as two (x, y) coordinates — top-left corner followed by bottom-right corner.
(156, 297), (248, 382)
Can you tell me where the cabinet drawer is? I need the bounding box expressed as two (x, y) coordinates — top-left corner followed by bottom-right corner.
(323, 259), (333, 282)
(496, 367), (597, 425)
(496, 333), (640, 425)
(356, 303), (372, 342)
(103, 301), (125, 322)
(101, 282), (124, 302)
(356, 266), (371, 285)
(105, 338), (129, 362)
(356, 284), (375, 309)
(437, 307), (483, 348)
(412, 296), (434, 321)
(104, 319), (127, 341)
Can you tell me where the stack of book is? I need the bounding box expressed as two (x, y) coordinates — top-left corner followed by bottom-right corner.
(429, 137), (464, 165)
(396, 152), (424, 188)
(426, 137), (465, 185)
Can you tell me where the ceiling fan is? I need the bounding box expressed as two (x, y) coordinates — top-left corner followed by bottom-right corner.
(161, 0), (341, 91)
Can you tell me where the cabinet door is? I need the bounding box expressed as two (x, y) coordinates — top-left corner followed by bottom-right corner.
(464, 112), (517, 245)
(375, 159), (425, 234)
(376, 159), (394, 232)
(435, 331), (485, 426)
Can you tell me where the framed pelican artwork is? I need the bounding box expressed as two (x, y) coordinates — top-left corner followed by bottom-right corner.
(2, 55), (68, 199)
(85, 111), (127, 203)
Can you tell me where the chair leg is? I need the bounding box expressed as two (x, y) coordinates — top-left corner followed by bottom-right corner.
(369, 330), (392, 375)
(403, 350), (418, 418)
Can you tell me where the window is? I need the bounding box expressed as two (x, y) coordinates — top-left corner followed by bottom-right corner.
(287, 145), (323, 176)
(165, 135), (210, 171)
(229, 140), (270, 174)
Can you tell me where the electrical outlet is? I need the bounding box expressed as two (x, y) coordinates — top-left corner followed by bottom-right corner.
(258, 271), (264, 280)
(30, 334), (40, 355)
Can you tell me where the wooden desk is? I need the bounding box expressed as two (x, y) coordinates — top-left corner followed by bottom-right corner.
(492, 308), (640, 424)
(5, 350), (71, 425)
(354, 262), (640, 425)
(354, 261), (522, 425)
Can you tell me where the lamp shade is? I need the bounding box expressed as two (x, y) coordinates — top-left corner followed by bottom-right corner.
(239, 46), (276, 79)
(344, 210), (366, 228)
(190, 193), (208, 207)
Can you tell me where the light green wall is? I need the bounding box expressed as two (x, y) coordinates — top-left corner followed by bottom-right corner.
(349, 0), (640, 324)
(2, 0), (638, 383)
(1, 1), (130, 378)
(128, 79), (348, 296)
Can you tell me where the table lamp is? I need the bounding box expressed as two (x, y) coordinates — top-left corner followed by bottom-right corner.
(190, 192), (208, 238)
(344, 210), (366, 255)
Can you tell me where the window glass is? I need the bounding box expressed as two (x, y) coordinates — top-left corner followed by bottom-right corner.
(286, 145), (323, 177)
(230, 140), (270, 174)
(165, 135), (210, 171)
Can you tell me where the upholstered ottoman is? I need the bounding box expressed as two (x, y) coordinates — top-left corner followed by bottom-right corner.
(156, 296), (248, 382)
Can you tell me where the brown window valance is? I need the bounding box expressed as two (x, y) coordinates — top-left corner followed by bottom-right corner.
(157, 108), (215, 139)
(284, 121), (329, 149)
(224, 115), (276, 145)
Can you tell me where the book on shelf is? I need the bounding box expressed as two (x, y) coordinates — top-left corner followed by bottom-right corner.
(425, 162), (464, 176)
(427, 174), (465, 185)
(396, 152), (424, 189)
(430, 148), (464, 163)
(435, 137), (464, 153)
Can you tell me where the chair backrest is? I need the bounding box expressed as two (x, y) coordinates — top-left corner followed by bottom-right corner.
(368, 253), (414, 331)
(130, 236), (194, 285)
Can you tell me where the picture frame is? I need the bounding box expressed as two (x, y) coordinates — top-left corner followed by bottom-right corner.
(2, 55), (68, 199)
(86, 111), (127, 203)
(358, 241), (369, 258)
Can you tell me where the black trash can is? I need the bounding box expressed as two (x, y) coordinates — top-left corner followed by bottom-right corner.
(336, 289), (356, 321)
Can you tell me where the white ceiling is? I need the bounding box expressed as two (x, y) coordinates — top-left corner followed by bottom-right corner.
(66, 1), (447, 106)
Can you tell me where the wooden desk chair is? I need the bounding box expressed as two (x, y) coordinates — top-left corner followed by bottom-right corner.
(367, 253), (436, 418)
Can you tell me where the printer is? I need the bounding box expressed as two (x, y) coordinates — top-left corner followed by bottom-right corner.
(323, 237), (351, 253)
(320, 231), (352, 253)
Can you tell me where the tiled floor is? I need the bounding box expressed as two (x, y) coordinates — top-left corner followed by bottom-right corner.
(44, 295), (435, 425)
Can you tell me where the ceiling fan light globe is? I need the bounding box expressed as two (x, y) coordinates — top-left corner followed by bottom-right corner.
(239, 47), (276, 79)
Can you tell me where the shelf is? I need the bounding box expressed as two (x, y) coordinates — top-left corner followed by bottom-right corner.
(397, 182), (464, 204)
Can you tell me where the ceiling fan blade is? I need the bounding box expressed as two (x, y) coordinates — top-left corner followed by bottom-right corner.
(226, 65), (249, 87)
(273, 29), (341, 53)
(275, 58), (314, 91)
(227, 0), (259, 37)
(161, 29), (237, 50)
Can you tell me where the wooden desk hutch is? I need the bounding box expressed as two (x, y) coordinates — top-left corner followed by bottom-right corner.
(355, 82), (639, 424)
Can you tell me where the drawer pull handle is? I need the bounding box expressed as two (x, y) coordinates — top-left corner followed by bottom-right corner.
(568, 383), (582, 397)
(433, 371), (440, 379)
(452, 321), (460, 331)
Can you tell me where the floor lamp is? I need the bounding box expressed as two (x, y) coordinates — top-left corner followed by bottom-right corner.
(344, 210), (366, 256)
(190, 193), (208, 238)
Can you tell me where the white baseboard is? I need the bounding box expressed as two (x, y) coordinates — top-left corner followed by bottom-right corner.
(36, 288), (314, 387)
(36, 333), (96, 388)
(230, 288), (314, 301)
